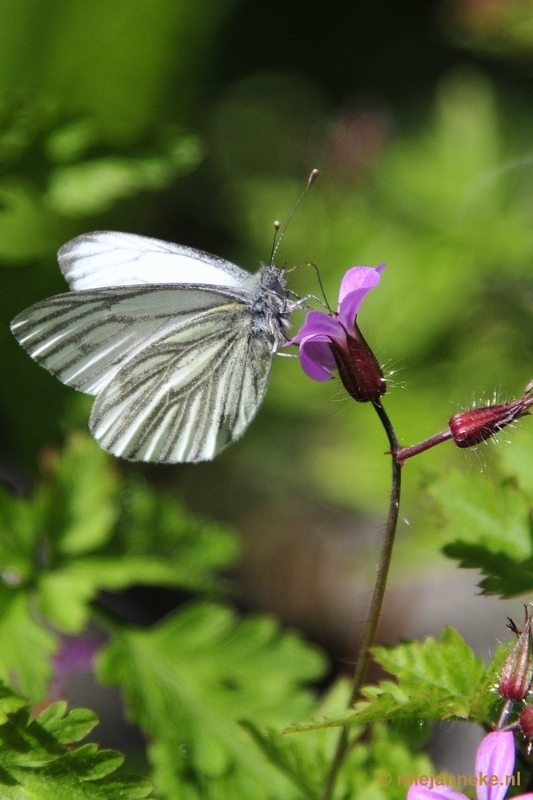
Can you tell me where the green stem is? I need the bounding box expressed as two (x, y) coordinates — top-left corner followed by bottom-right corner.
(320, 399), (402, 800)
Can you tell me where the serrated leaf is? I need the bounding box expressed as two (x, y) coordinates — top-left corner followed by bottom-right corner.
(37, 433), (119, 556)
(243, 682), (355, 800)
(430, 470), (533, 560)
(247, 681), (433, 800)
(97, 601), (325, 800)
(0, 486), (39, 583)
(498, 425), (533, 502)
(68, 745), (125, 780)
(40, 539), (240, 633)
(0, 585), (57, 702)
(111, 474), (240, 589)
(443, 541), (533, 597)
(286, 689), (473, 732)
(0, 698), (152, 799)
(38, 554), (201, 633)
(0, 683), (27, 724)
(0, 435), (241, 635)
(38, 569), (95, 633)
(285, 628), (492, 733)
(374, 627), (484, 695)
(431, 470), (533, 598)
(36, 704), (99, 744)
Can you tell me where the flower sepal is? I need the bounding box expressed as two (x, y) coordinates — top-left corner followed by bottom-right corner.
(449, 388), (533, 449)
(499, 607), (533, 703)
(329, 320), (386, 403)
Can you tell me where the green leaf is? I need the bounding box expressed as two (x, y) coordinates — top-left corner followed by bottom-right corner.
(0, 682), (27, 724)
(0, 485), (39, 583)
(374, 627), (484, 694)
(0, 181), (63, 262)
(430, 469), (533, 597)
(34, 703), (99, 745)
(0, 585), (57, 703)
(97, 601), (325, 799)
(38, 569), (96, 633)
(38, 554), (207, 633)
(246, 681), (433, 800)
(430, 471), (533, 561)
(244, 682), (354, 800)
(0, 698), (152, 799)
(44, 136), (203, 217)
(498, 425), (533, 502)
(0, 435), (241, 634)
(36, 433), (119, 557)
(285, 628), (493, 733)
(110, 474), (240, 591)
(36, 468), (241, 632)
(39, 549), (237, 634)
(443, 541), (533, 596)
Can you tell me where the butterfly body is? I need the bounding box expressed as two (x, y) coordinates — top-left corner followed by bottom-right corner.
(11, 232), (299, 463)
(246, 264), (294, 342)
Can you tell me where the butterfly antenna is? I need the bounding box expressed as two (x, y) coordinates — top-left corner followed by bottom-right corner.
(287, 260), (333, 313)
(269, 220), (281, 266)
(309, 261), (333, 313)
(271, 168), (318, 265)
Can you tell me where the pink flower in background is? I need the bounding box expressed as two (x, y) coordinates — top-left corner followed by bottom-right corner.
(47, 633), (102, 702)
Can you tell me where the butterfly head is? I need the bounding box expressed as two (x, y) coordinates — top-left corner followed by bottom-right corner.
(259, 264), (287, 295)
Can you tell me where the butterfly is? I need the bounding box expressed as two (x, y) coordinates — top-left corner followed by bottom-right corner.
(11, 231), (301, 463)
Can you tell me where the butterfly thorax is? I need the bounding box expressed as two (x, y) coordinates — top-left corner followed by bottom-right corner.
(245, 265), (295, 343)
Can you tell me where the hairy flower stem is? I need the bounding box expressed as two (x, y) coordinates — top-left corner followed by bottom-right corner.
(394, 429), (452, 463)
(321, 399), (402, 800)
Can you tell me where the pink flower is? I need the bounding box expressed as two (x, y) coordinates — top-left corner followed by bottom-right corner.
(407, 731), (532, 800)
(287, 265), (386, 402)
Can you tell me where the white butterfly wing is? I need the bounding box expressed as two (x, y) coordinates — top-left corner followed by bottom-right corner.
(90, 306), (272, 462)
(59, 231), (252, 290)
(11, 286), (274, 463)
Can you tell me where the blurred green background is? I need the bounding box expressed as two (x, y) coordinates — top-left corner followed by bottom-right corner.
(3, 0), (533, 658)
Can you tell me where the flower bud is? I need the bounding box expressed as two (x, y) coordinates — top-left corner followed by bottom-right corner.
(499, 607), (533, 702)
(329, 322), (386, 403)
(519, 704), (533, 737)
(449, 389), (533, 449)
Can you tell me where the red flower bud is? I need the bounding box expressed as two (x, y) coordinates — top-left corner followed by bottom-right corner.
(520, 704), (533, 737)
(449, 391), (533, 449)
(393, 381), (533, 465)
(499, 607), (533, 702)
(329, 322), (386, 403)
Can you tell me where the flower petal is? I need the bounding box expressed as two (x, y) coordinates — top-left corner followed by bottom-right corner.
(338, 264), (385, 305)
(475, 731), (515, 800)
(286, 310), (345, 345)
(337, 265), (385, 329)
(299, 336), (337, 380)
(407, 785), (466, 800)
